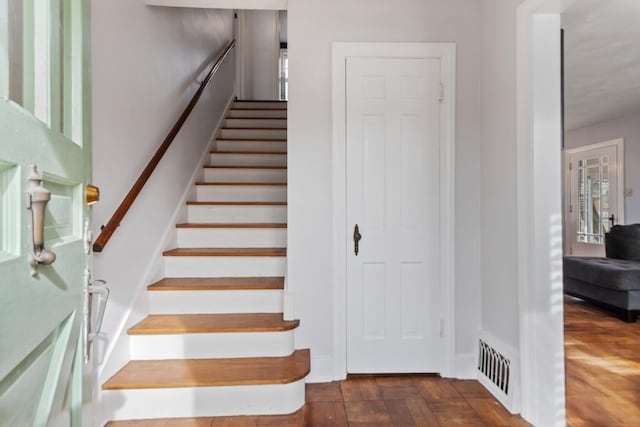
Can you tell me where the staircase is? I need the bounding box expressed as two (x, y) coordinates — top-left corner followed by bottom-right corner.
(102, 100), (310, 422)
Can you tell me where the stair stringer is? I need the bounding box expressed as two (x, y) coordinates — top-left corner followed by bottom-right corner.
(96, 96), (235, 427)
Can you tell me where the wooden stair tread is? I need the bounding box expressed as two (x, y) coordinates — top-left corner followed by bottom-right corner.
(129, 313), (299, 335)
(221, 127), (287, 131)
(102, 349), (310, 390)
(163, 248), (286, 257)
(210, 150), (287, 155)
(186, 201), (287, 206)
(204, 165), (287, 169)
(195, 182), (287, 186)
(227, 117), (287, 120)
(230, 107), (287, 110)
(216, 138), (287, 142)
(176, 223), (287, 228)
(148, 277), (284, 291)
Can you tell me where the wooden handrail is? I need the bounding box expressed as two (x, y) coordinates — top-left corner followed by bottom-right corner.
(93, 39), (236, 253)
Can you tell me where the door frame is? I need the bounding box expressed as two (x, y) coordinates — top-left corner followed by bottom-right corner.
(331, 42), (456, 379)
(516, 1), (571, 424)
(563, 138), (625, 255)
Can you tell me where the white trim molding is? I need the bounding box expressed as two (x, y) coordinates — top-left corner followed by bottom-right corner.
(331, 42), (456, 380)
(517, 1), (574, 425)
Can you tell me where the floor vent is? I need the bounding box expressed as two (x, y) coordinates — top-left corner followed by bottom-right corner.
(478, 338), (511, 395)
(477, 334), (519, 413)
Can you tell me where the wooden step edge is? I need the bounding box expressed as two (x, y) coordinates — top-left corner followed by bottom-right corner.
(210, 150), (287, 155)
(176, 223), (287, 229)
(147, 277), (285, 291)
(226, 117), (287, 121)
(127, 314), (300, 335)
(221, 127), (287, 131)
(195, 182), (287, 186)
(229, 107), (287, 111)
(203, 165), (287, 169)
(102, 349), (310, 390)
(215, 138), (287, 142)
(186, 201), (287, 206)
(235, 100), (287, 103)
(162, 247), (287, 257)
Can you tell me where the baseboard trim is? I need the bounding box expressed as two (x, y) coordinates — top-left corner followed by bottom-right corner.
(455, 353), (476, 379)
(306, 355), (336, 383)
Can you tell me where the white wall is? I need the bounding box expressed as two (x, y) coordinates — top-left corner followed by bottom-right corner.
(480, 0), (522, 352)
(238, 10), (279, 100)
(91, 1), (234, 420)
(287, 0), (483, 379)
(565, 110), (640, 223)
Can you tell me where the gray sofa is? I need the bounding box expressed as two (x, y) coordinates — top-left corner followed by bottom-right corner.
(563, 224), (640, 322)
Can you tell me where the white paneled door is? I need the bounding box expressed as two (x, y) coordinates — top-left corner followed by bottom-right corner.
(346, 57), (443, 373)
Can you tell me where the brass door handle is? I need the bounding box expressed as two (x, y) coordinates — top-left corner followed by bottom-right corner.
(354, 224), (362, 256)
(86, 184), (100, 206)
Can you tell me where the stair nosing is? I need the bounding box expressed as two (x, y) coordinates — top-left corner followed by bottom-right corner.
(210, 151), (287, 155)
(195, 182), (287, 186)
(186, 201), (287, 206)
(176, 223), (287, 229)
(102, 349), (310, 390)
(221, 127), (287, 131)
(204, 165), (287, 169)
(148, 277), (285, 291)
(127, 313), (299, 335)
(162, 247), (287, 257)
(216, 138), (287, 142)
(226, 117), (287, 120)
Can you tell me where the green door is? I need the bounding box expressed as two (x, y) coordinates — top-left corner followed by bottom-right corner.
(0, 0), (94, 425)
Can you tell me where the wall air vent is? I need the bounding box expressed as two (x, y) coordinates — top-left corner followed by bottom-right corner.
(477, 333), (520, 414)
(478, 338), (511, 395)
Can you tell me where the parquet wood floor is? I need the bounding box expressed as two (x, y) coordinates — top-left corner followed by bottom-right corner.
(107, 296), (640, 426)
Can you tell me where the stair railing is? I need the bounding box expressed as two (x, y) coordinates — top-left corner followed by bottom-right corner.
(93, 39), (236, 253)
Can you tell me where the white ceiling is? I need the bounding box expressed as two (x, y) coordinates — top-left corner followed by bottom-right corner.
(562, 0), (640, 130)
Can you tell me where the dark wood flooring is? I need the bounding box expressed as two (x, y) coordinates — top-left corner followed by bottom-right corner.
(106, 376), (530, 426)
(107, 296), (640, 426)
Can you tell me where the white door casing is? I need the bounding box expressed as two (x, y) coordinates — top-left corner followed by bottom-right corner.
(564, 139), (624, 257)
(332, 43), (456, 379)
(346, 57), (442, 373)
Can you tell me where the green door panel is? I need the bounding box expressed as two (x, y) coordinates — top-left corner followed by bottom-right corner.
(0, 0), (92, 424)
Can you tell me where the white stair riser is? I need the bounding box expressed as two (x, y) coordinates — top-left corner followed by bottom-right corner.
(164, 256), (286, 277)
(233, 102), (287, 109)
(187, 205), (287, 223)
(149, 290), (284, 314)
(130, 331), (294, 359)
(210, 153), (286, 167)
(228, 109), (287, 118)
(196, 185), (287, 202)
(215, 140), (287, 152)
(227, 109), (287, 119)
(177, 228), (287, 248)
(225, 118), (287, 129)
(220, 128), (286, 140)
(105, 380), (305, 420)
(204, 168), (287, 182)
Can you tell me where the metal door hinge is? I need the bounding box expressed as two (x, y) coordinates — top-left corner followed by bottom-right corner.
(438, 83), (444, 103)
